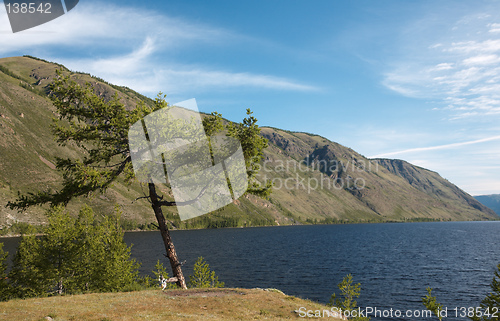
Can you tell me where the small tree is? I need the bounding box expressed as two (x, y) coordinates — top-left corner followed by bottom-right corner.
(188, 256), (224, 288)
(422, 288), (444, 321)
(152, 260), (176, 290)
(329, 274), (370, 321)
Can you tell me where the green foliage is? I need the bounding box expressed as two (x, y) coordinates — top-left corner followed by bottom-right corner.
(470, 263), (500, 321)
(227, 109), (272, 197)
(7, 71), (158, 210)
(422, 288), (444, 321)
(0, 64), (25, 81)
(152, 260), (176, 290)
(8, 225), (49, 298)
(7, 206), (139, 298)
(329, 274), (370, 321)
(188, 257), (224, 288)
(202, 111), (224, 136)
(0, 243), (10, 301)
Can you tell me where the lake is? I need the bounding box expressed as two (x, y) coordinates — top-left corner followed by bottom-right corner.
(2, 221), (500, 320)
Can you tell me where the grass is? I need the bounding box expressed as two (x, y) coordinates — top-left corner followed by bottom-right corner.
(0, 288), (342, 320)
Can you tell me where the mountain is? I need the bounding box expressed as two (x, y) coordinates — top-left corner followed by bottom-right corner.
(0, 56), (497, 230)
(475, 194), (500, 216)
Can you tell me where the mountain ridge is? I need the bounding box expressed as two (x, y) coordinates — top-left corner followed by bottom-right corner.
(0, 55), (496, 230)
(475, 194), (500, 216)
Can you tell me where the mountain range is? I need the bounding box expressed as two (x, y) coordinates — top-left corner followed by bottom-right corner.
(0, 56), (497, 230)
(474, 194), (500, 216)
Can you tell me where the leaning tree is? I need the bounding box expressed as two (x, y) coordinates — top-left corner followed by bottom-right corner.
(7, 71), (271, 289)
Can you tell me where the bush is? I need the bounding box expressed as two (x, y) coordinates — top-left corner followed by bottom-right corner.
(329, 274), (370, 321)
(188, 257), (224, 288)
(7, 205), (139, 298)
(152, 260), (176, 290)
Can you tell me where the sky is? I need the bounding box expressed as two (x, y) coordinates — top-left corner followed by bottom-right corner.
(1, 0), (500, 195)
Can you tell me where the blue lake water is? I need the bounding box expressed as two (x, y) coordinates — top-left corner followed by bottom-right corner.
(2, 221), (500, 320)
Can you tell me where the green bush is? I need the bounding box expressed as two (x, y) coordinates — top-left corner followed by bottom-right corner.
(329, 274), (370, 321)
(7, 205), (140, 298)
(188, 257), (224, 288)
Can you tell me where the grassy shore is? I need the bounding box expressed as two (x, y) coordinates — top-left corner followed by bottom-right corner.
(0, 288), (342, 320)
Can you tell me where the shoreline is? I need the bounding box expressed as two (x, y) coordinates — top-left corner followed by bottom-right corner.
(1, 218), (498, 239)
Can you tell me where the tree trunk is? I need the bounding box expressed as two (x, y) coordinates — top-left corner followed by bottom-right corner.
(148, 182), (187, 289)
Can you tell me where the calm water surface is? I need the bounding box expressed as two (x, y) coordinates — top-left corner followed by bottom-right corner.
(2, 221), (500, 320)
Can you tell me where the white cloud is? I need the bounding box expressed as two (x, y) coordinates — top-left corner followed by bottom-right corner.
(433, 62), (454, 71)
(382, 11), (500, 119)
(1, 2), (318, 95)
(57, 37), (318, 95)
(489, 23), (500, 33)
(370, 135), (500, 158)
(0, 2), (231, 54)
(463, 54), (500, 65)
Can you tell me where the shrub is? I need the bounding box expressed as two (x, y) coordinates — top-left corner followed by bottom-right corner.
(188, 257), (224, 288)
(7, 205), (139, 298)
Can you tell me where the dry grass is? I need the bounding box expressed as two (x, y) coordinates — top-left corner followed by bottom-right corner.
(0, 288), (342, 320)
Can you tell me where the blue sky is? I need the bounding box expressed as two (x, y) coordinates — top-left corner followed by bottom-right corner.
(1, 0), (500, 195)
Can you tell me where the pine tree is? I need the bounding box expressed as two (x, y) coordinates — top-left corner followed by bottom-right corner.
(188, 256), (224, 288)
(422, 288), (444, 321)
(152, 260), (176, 290)
(329, 274), (370, 321)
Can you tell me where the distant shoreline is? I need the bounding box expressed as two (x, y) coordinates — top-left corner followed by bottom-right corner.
(1, 218), (499, 239)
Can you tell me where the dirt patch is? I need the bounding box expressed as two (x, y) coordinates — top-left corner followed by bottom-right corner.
(162, 288), (246, 297)
(38, 155), (56, 170)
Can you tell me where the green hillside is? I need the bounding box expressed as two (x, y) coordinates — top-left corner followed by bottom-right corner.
(0, 56), (496, 231)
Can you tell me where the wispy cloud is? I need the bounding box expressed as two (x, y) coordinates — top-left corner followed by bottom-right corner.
(58, 38), (318, 95)
(383, 9), (500, 119)
(369, 134), (500, 195)
(1, 2), (318, 95)
(0, 2), (230, 53)
(370, 135), (500, 158)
